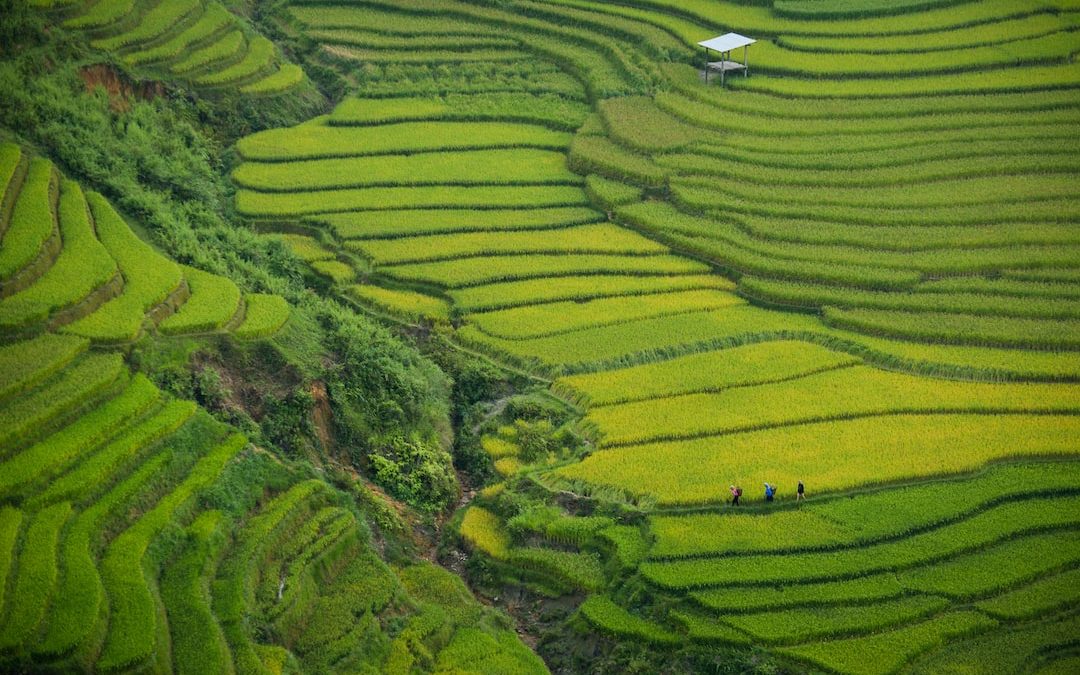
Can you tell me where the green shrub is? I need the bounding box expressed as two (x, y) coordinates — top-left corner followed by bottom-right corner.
(368, 433), (456, 512)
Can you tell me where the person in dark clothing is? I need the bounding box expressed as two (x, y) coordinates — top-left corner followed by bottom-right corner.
(764, 482), (776, 502)
(729, 484), (742, 506)
(797, 480), (805, 502)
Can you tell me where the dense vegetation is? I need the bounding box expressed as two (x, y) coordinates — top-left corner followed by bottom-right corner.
(2, 0), (1078, 673)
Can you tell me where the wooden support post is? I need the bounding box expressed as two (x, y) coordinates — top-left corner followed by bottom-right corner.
(704, 46), (709, 84)
(744, 44), (748, 77)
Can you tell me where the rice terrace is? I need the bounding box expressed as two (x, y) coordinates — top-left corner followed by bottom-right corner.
(0, 0), (1078, 672)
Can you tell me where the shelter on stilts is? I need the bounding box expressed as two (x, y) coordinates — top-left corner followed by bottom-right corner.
(698, 33), (756, 86)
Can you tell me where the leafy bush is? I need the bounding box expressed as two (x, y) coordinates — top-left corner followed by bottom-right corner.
(367, 433), (456, 512)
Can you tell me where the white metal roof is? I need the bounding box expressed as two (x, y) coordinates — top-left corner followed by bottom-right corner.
(698, 33), (756, 52)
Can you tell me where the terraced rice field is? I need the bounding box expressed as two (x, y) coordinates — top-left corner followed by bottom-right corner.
(40, 0), (306, 95)
(0, 143), (287, 343)
(226, 0), (1080, 671)
(0, 143), (542, 672)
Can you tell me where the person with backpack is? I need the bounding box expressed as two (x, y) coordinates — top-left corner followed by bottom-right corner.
(729, 484), (742, 506)
(764, 482), (776, 502)
(796, 480), (805, 502)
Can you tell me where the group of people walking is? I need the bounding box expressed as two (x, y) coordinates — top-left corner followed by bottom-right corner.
(729, 480), (804, 506)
